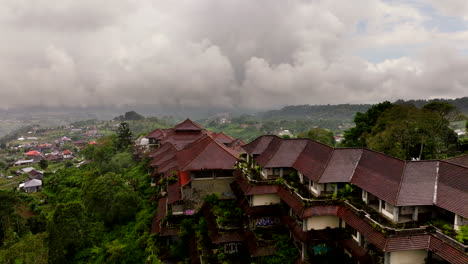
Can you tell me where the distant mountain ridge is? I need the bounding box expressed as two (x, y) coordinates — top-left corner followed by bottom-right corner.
(257, 97), (468, 121)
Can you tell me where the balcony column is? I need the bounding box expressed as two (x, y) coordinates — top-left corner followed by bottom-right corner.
(412, 207), (419, 221)
(280, 168), (283, 178)
(378, 200), (382, 213)
(384, 252), (391, 264)
(393, 206), (399, 222)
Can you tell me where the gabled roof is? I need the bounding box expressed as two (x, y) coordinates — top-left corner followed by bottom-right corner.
(160, 130), (208, 149)
(176, 136), (239, 171)
(174, 119), (203, 131)
(242, 135), (280, 155)
(24, 179), (42, 187)
(212, 132), (234, 144)
(318, 148), (363, 183)
(351, 149), (406, 205)
(147, 128), (173, 140)
(293, 140), (334, 182)
(254, 136), (283, 167)
(435, 161), (468, 218)
(262, 139), (309, 168)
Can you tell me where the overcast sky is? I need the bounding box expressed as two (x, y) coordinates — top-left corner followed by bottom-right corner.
(1, 0), (468, 110)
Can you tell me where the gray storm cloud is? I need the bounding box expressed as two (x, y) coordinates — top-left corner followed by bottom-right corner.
(0, 0), (467, 110)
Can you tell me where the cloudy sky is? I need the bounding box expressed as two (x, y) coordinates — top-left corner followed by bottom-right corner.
(1, 0), (468, 110)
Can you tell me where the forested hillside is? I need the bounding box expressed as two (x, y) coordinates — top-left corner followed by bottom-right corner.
(0, 129), (162, 263)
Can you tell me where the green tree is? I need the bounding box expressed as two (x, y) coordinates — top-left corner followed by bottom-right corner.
(366, 104), (458, 160)
(115, 122), (133, 150)
(297, 128), (335, 146)
(48, 202), (89, 263)
(39, 159), (49, 170)
(342, 101), (393, 147)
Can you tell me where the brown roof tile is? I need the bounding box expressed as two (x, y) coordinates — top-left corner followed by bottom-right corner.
(167, 183), (181, 204)
(351, 149), (405, 205)
(263, 139), (309, 168)
(318, 148), (363, 183)
(293, 140), (334, 182)
(445, 154), (468, 168)
(242, 135), (279, 155)
(174, 119), (203, 131)
(396, 161), (438, 206)
(176, 136), (239, 171)
(255, 136), (283, 167)
(435, 161), (468, 218)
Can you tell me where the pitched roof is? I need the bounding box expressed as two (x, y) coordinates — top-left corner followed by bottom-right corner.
(254, 136), (283, 167)
(167, 182), (181, 204)
(212, 132), (234, 144)
(147, 128), (173, 140)
(445, 154), (468, 168)
(435, 161), (468, 218)
(24, 179), (42, 187)
(25, 150), (41, 156)
(351, 149), (406, 205)
(242, 135), (279, 155)
(293, 140), (334, 182)
(176, 136), (239, 171)
(396, 161), (438, 206)
(318, 148), (363, 183)
(262, 139), (309, 168)
(160, 130), (208, 149)
(174, 119), (203, 131)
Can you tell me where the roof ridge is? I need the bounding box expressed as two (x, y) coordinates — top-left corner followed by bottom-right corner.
(316, 147), (336, 183)
(179, 136), (212, 171)
(433, 161), (440, 204)
(263, 138), (285, 167)
(395, 161), (409, 205)
(347, 149), (364, 182)
(210, 136), (240, 159)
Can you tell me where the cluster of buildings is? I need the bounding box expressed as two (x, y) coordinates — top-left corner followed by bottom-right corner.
(141, 119), (468, 264)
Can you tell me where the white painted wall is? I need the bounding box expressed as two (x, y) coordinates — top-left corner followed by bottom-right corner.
(306, 216), (340, 230)
(252, 194), (281, 206)
(389, 250), (427, 264)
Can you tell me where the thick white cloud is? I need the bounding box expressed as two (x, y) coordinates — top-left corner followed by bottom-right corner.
(0, 0), (467, 110)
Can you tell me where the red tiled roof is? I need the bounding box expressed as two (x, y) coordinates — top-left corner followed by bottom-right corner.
(445, 154), (468, 168)
(263, 139), (309, 168)
(293, 141), (334, 182)
(435, 161), (468, 218)
(242, 135), (279, 155)
(174, 119), (203, 131)
(351, 149), (405, 205)
(25, 150), (41, 156)
(318, 148), (363, 183)
(396, 161), (438, 206)
(176, 136), (239, 171)
(62, 150), (72, 155)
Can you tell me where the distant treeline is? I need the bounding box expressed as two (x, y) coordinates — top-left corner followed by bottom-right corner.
(256, 97), (468, 121)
